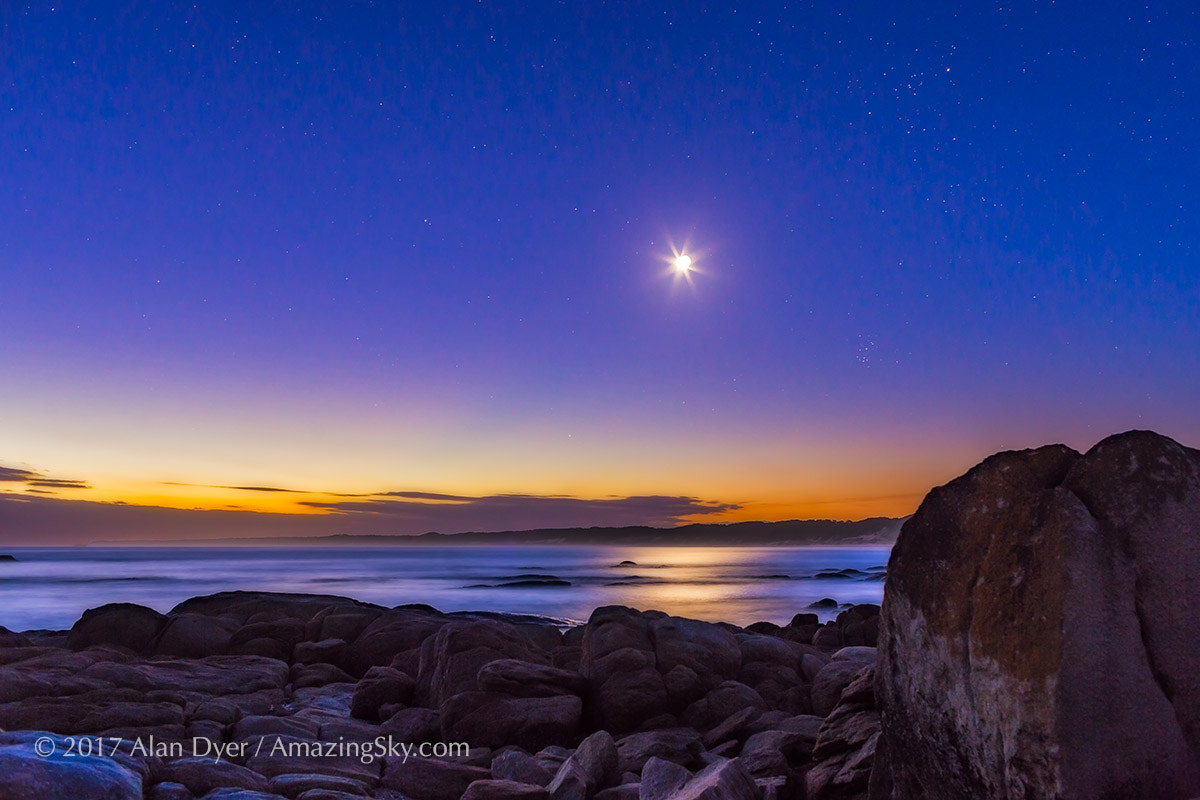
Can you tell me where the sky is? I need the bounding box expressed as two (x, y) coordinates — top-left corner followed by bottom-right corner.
(1, 1), (1198, 543)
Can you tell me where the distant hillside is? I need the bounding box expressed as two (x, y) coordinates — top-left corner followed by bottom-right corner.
(100, 517), (906, 547)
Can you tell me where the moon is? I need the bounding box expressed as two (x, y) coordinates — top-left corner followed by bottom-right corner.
(673, 254), (693, 273)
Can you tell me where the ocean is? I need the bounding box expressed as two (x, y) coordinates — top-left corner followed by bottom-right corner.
(0, 545), (891, 632)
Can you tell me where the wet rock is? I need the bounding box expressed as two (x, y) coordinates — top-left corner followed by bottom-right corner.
(160, 757), (269, 795)
(0, 732), (142, 800)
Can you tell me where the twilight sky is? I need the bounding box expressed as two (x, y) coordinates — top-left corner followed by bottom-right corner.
(2, 2), (1198, 542)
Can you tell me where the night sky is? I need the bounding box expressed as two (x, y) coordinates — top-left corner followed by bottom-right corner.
(2, 2), (1198, 542)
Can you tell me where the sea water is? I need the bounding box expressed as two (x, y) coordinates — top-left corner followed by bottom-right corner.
(0, 545), (891, 631)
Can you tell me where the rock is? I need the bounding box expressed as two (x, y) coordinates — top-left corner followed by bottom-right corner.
(555, 731), (619, 794)
(492, 748), (555, 786)
(381, 757), (489, 800)
(417, 620), (550, 707)
(811, 625), (843, 649)
(702, 708), (760, 749)
(0, 733), (142, 800)
(160, 757), (269, 795)
(233, 714), (320, 741)
(639, 756), (691, 800)
(739, 729), (810, 778)
(594, 784), (640, 800)
(546, 758), (588, 800)
(580, 607), (670, 733)
(806, 668), (878, 800)
(615, 728), (703, 775)
(154, 614), (236, 658)
(669, 758), (759, 800)
(342, 608), (447, 677)
(197, 790), (288, 800)
(290, 663), (354, 688)
(810, 661), (869, 717)
(350, 667), (415, 721)
(440, 691), (582, 752)
(293, 639), (347, 666)
(877, 431), (1200, 799)
(477, 659), (588, 698)
(267, 773), (370, 796)
(681, 682), (767, 731)
(382, 707), (441, 741)
(67, 603), (167, 655)
(148, 782), (192, 800)
(244, 736), (378, 784)
(461, 779), (549, 799)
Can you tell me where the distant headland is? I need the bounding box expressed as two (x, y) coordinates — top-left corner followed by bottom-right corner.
(93, 517), (905, 547)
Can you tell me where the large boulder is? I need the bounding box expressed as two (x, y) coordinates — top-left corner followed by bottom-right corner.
(876, 431), (1200, 799)
(581, 607), (741, 734)
(67, 604), (167, 655)
(416, 620), (550, 706)
(0, 732), (142, 799)
(440, 692), (582, 752)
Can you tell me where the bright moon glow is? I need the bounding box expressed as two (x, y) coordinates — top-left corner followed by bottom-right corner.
(674, 254), (693, 272)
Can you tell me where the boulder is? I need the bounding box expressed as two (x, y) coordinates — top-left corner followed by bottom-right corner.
(153, 614), (236, 658)
(0, 733), (142, 800)
(160, 757), (269, 795)
(639, 756), (692, 800)
(382, 707), (441, 741)
(342, 608), (447, 676)
(461, 779), (549, 799)
(549, 731), (619, 795)
(266, 773), (370, 796)
(615, 728), (703, 774)
(580, 607), (670, 733)
(806, 667), (878, 800)
(810, 660), (870, 718)
(349, 667), (415, 721)
(381, 757), (489, 800)
(876, 431), (1200, 799)
(669, 758), (759, 800)
(492, 748), (556, 786)
(477, 659), (587, 698)
(67, 603), (167, 654)
(416, 620), (550, 707)
(440, 692), (582, 752)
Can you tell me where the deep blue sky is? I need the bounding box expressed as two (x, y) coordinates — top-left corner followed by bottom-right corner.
(1, 1), (1198, 538)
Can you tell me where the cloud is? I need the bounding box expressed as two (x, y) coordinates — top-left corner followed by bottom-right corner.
(0, 466), (40, 482)
(0, 464), (89, 489)
(299, 492), (740, 530)
(26, 479), (91, 489)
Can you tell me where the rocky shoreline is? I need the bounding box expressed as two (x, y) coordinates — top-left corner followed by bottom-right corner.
(1, 430), (1198, 800)
(0, 590), (882, 800)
